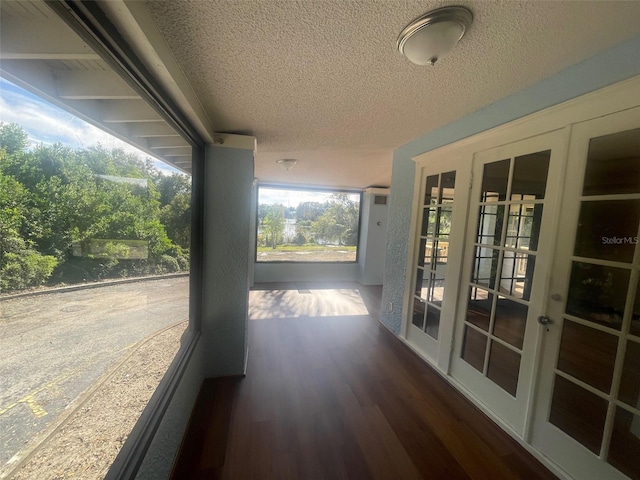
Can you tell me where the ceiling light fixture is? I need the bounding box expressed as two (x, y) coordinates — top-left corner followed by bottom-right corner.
(397, 6), (473, 66)
(276, 159), (297, 171)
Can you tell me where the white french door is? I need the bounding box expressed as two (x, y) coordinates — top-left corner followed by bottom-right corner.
(449, 131), (566, 435)
(405, 157), (470, 370)
(531, 107), (640, 480)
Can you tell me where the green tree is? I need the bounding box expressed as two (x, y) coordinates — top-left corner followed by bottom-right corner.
(329, 193), (359, 245)
(262, 205), (285, 248)
(295, 201), (327, 222)
(157, 173), (191, 207)
(311, 214), (341, 244)
(160, 192), (191, 248)
(310, 194), (359, 245)
(0, 172), (27, 255)
(258, 203), (272, 225)
(0, 171), (58, 292)
(0, 122), (29, 154)
(0, 123), (191, 289)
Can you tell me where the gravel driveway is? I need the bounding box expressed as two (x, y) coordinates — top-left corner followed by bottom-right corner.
(0, 276), (189, 476)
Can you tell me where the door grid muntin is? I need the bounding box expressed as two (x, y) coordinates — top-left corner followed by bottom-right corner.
(461, 151), (551, 397)
(412, 171), (457, 340)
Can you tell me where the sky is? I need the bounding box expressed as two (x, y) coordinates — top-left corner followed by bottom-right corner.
(259, 186), (359, 208)
(0, 78), (182, 176)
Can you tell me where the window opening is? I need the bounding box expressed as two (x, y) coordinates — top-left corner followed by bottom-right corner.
(0, 79), (190, 478)
(256, 186), (361, 263)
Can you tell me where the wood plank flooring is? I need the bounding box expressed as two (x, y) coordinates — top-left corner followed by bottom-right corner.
(172, 283), (556, 480)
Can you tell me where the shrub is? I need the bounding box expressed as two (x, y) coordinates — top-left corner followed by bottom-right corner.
(158, 254), (180, 273)
(292, 232), (307, 245)
(0, 251), (58, 292)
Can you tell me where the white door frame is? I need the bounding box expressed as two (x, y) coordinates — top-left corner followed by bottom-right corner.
(447, 130), (567, 436)
(402, 155), (471, 373)
(530, 106), (640, 480)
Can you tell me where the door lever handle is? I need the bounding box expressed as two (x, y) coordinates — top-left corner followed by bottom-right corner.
(537, 315), (553, 325)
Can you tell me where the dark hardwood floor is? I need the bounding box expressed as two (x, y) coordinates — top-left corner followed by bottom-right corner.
(171, 283), (556, 480)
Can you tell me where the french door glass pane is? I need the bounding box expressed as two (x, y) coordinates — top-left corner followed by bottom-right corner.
(493, 297), (528, 349)
(437, 207), (452, 237)
(466, 287), (492, 331)
(425, 272), (445, 305)
(511, 150), (551, 200)
(433, 240), (449, 275)
(574, 199), (640, 263)
(565, 262), (630, 330)
(556, 320), (618, 394)
(608, 407), (640, 480)
(477, 205), (504, 245)
(549, 375), (608, 454)
(499, 252), (535, 300)
(421, 208), (436, 236)
(583, 128), (640, 196)
(425, 304), (441, 339)
(472, 246), (499, 289)
(480, 159), (510, 202)
(506, 203), (543, 250)
(618, 340), (640, 408)
(487, 341), (521, 396)
(425, 175), (439, 205)
(633, 286), (640, 338)
(440, 171), (456, 203)
(415, 268), (426, 299)
(462, 326), (487, 372)
(412, 298), (425, 329)
(418, 239), (434, 267)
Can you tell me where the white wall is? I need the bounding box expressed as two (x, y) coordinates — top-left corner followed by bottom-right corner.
(358, 188), (389, 285)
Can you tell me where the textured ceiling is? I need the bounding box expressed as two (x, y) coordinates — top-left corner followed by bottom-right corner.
(145, 0), (640, 188)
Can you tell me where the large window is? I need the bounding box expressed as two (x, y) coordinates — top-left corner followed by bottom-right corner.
(0, 83), (190, 479)
(257, 186), (361, 263)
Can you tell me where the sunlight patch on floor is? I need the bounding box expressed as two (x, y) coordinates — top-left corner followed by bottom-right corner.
(248, 288), (369, 319)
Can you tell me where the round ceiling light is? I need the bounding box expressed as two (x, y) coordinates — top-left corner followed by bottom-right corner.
(276, 159), (297, 171)
(397, 6), (473, 66)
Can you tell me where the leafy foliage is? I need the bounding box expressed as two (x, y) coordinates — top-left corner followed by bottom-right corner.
(1, 251), (58, 292)
(160, 191), (191, 249)
(0, 123), (191, 292)
(295, 201), (326, 222)
(261, 205), (286, 248)
(156, 173), (191, 207)
(311, 193), (359, 246)
(0, 122), (28, 154)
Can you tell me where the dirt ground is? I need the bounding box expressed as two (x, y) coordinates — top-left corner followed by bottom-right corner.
(256, 249), (356, 262)
(7, 321), (187, 480)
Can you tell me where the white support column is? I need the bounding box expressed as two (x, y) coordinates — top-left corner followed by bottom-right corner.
(359, 188), (390, 285)
(201, 134), (256, 377)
